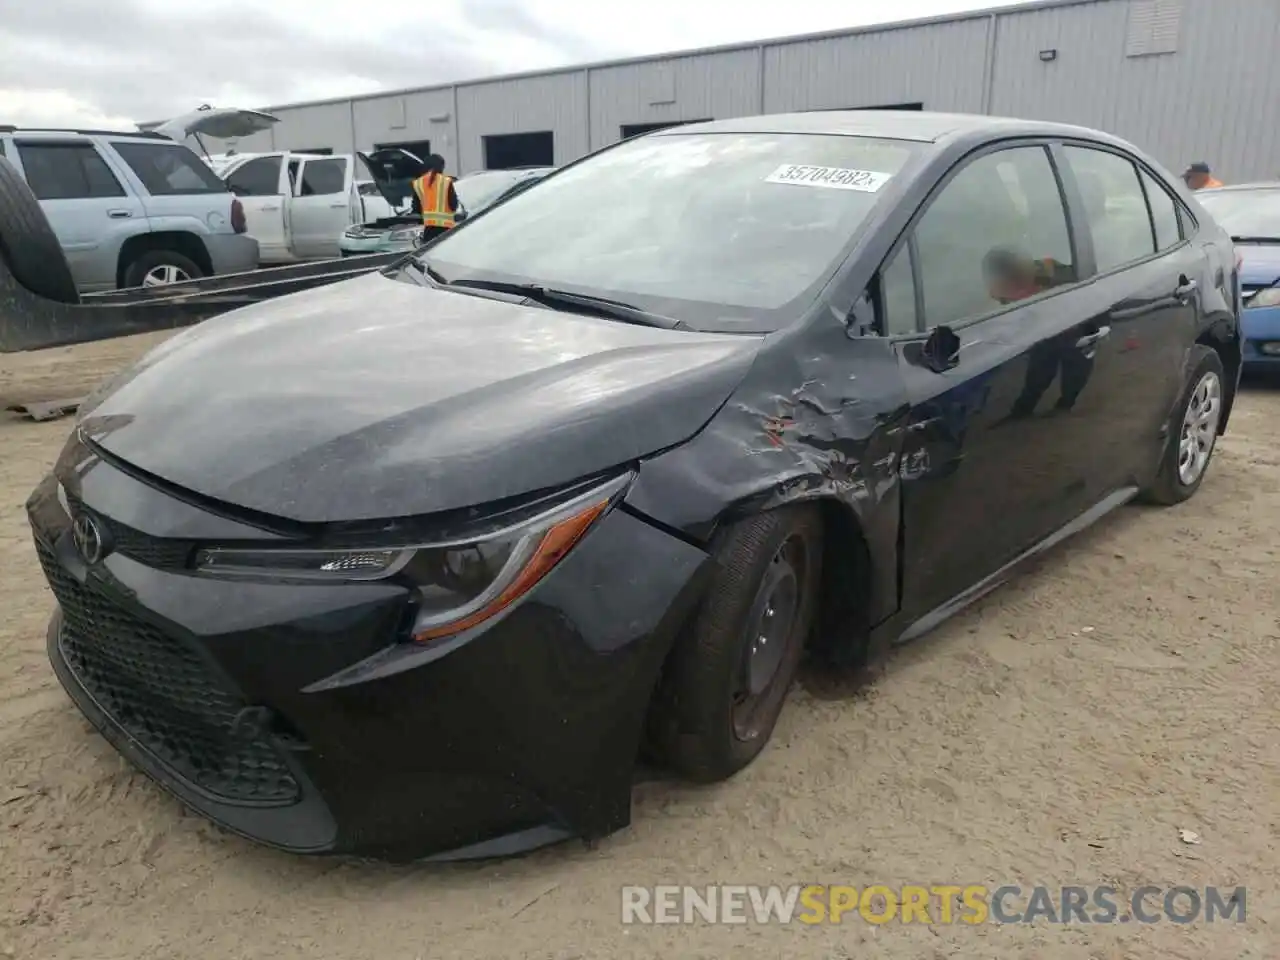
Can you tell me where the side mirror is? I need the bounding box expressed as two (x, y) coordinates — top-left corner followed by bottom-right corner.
(921, 325), (960, 373)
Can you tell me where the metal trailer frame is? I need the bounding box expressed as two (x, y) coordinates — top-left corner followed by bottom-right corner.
(1, 251), (408, 419)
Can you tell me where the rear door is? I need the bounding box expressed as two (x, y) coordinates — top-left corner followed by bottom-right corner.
(884, 142), (1103, 619)
(224, 153), (290, 262)
(13, 138), (147, 292)
(1054, 143), (1200, 496)
(289, 156), (353, 258)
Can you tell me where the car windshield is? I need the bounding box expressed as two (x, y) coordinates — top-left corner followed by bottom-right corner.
(419, 132), (920, 332)
(454, 171), (538, 212)
(1197, 188), (1280, 240)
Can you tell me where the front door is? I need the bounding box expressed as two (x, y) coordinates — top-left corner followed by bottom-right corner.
(883, 142), (1100, 621)
(290, 156), (353, 259)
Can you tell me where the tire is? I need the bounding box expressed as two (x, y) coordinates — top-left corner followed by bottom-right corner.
(0, 157), (80, 304)
(1140, 346), (1225, 505)
(122, 250), (203, 289)
(651, 505), (823, 783)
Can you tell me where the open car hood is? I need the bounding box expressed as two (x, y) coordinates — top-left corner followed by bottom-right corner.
(358, 148), (427, 213)
(152, 106), (280, 143)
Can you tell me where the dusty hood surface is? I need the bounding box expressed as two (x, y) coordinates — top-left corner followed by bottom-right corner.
(79, 272), (761, 523)
(1238, 244), (1280, 286)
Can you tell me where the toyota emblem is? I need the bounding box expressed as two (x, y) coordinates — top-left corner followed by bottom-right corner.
(71, 512), (109, 565)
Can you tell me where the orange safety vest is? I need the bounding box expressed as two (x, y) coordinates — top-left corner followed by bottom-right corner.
(1203, 176), (1224, 189)
(412, 172), (456, 228)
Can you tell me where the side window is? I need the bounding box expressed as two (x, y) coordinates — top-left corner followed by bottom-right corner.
(111, 142), (228, 196)
(913, 145), (1075, 329)
(226, 156), (282, 197)
(1062, 146), (1156, 273)
(16, 143), (126, 200)
(1139, 168), (1182, 251)
(881, 242), (919, 335)
(299, 158), (347, 196)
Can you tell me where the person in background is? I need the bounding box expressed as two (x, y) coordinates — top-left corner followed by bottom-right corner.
(410, 154), (465, 244)
(1182, 161), (1224, 191)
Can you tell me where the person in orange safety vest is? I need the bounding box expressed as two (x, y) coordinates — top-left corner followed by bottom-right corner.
(1182, 161), (1224, 191)
(410, 154), (463, 244)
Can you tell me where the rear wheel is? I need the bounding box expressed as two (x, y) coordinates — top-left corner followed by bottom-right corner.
(652, 506), (822, 783)
(0, 157), (80, 303)
(1140, 347), (1225, 505)
(123, 250), (203, 289)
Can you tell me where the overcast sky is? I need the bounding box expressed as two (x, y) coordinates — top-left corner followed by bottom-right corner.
(0, 0), (1030, 129)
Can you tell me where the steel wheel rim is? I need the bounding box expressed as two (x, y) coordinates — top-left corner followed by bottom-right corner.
(731, 536), (807, 743)
(142, 264), (191, 287)
(1177, 371), (1221, 486)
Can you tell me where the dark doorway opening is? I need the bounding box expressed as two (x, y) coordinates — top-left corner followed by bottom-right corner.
(294, 147), (334, 155)
(810, 102), (925, 112)
(483, 131), (554, 170)
(619, 119), (713, 140)
(373, 139), (433, 161)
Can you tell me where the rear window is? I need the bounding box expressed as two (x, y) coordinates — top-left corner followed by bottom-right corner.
(17, 142), (125, 200)
(111, 141), (228, 196)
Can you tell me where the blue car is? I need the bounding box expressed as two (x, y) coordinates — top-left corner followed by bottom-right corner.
(1196, 183), (1280, 369)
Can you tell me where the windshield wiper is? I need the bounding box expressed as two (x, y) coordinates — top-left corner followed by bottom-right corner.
(443, 278), (685, 330)
(399, 257), (449, 286)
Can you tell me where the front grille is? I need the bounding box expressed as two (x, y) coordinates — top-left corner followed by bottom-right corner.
(63, 491), (193, 569)
(36, 538), (301, 806)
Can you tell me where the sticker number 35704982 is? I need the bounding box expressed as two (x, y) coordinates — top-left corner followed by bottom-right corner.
(763, 164), (893, 192)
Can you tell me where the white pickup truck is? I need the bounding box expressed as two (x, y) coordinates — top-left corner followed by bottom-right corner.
(212, 150), (410, 263)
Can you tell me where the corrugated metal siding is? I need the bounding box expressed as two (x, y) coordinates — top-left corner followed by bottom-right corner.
(763, 18), (991, 113)
(989, 0), (1280, 181)
(233, 0), (1280, 180)
(587, 49), (762, 150)
(455, 73), (587, 172)
(354, 89), (457, 170)
(262, 102), (355, 155)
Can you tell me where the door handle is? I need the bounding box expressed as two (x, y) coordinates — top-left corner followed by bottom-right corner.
(107, 209), (132, 219)
(1075, 325), (1112, 350)
(260, 204), (280, 211)
(1174, 276), (1199, 301)
(328, 201), (347, 208)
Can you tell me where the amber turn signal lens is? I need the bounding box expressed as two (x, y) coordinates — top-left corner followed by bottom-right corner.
(412, 499), (609, 642)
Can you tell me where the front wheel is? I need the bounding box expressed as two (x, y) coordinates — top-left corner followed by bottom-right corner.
(651, 505), (823, 783)
(1140, 346), (1225, 505)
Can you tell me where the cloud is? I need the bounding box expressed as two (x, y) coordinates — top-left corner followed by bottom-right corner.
(0, 0), (1029, 129)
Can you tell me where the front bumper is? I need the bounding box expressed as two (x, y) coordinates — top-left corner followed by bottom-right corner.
(1242, 305), (1280, 368)
(337, 232), (417, 257)
(29, 443), (708, 861)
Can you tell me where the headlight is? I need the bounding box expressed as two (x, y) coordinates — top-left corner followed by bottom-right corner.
(388, 228), (420, 243)
(1248, 286), (1280, 308)
(194, 474), (629, 642)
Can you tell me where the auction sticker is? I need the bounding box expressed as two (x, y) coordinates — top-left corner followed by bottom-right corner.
(764, 164), (892, 192)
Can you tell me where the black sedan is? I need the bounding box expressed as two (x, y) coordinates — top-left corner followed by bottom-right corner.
(29, 111), (1241, 862)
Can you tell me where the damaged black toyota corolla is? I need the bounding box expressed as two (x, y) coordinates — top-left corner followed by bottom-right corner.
(29, 112), (1241, 861)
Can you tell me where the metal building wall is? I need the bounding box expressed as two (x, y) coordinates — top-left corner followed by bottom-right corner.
(763, 16), (993, 113)
(455, 72), (588, 172)
(586, 49), (762, 150)
(198, 0), (1280, 181)
(988, 0), (1280, 181)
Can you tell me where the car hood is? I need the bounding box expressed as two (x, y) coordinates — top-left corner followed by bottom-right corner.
(1237, 244), (1280, 286)
(152, 106), (280, 143)
(78, 273), (761, 523)
(357, 148), (427, 212)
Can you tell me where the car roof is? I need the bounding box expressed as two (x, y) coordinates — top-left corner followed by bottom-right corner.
(0, 126), (171, 141)
(656, 110), (1122, 146)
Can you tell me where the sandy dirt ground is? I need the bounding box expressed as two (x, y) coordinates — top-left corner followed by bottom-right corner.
(0, 333), (1277, 960)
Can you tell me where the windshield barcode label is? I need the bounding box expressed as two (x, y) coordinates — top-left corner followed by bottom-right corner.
(763, 165), (893, 192)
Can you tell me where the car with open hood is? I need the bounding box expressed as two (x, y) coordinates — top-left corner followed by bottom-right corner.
(337, 161), (555, 256)
(1196, 182), (1280, 369)
(29, 111), (1240, 862)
